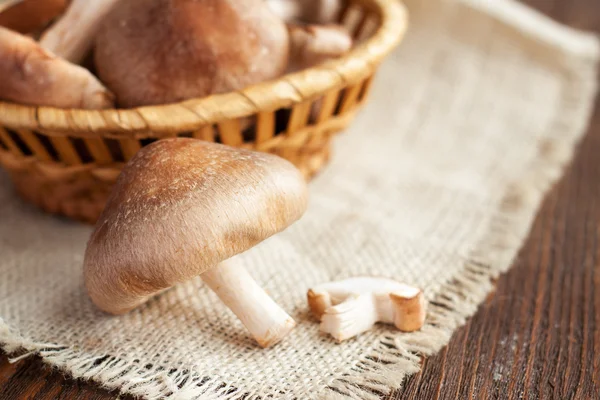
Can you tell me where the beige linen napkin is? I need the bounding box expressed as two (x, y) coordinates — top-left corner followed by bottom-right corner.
(1, 0), (598, 398)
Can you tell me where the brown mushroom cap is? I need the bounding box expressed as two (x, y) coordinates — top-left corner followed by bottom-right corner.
(84, 138), (308, 314)
(0, 26), (114, 109)
(0, 0), (67, 34)
(94, 0), (290, 108)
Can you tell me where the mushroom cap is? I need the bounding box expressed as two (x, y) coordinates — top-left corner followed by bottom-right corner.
(84, 138), (308, 314)
(94, 0), (290, 108)
(0, 0), (67, 34)
(0, 26), (114, 109)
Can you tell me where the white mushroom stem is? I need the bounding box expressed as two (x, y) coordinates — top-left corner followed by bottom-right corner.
(201, 258), (296, 348)
(307, 277), (426, 342)
(40, 0), (119, 64)
(266, 0), (342, 24)
(265, 0), (299, 22)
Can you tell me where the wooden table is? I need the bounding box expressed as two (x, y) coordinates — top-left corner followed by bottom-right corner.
(1, 0), (599, 398)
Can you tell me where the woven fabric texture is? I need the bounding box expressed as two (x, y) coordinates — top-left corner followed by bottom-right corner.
(1, 0), (598, 398)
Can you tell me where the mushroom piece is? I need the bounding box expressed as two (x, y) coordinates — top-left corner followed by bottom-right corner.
(84, 138), (308, 347)
(286, 23), (352, 122)
(0, 0), (67, 35)
(266, 0), (342, 24)
(0, 27), (114, 109)
(94, 0), (289, 108)
(287, 23), (352, 72)
(39, 0), (119, 64)
(307, 277), (427, 342)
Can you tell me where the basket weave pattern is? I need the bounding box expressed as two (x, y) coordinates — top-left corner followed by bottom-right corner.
(0, 0), (406, 223)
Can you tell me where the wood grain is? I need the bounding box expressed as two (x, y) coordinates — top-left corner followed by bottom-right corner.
(1, 0), (598, 398)
(392, 0), (600, 398)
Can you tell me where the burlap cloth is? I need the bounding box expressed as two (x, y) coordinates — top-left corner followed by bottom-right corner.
(1, 0), (598, 398)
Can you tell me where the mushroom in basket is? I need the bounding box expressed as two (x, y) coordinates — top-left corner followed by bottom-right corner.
(0, 0), (67, 35)
(0, 0), (353, 111)
(0, 26), (114, 109)
(266, 0), (343, 25)
(84, 138), (308, 348)
(287, 22), (353, 72)
(265, 0), (352, 71)
(40, 0), (120, 64)
(93, 0), (353, 107)
(94, 0), (290, 107)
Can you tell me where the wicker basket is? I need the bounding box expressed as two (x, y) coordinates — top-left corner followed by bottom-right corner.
(0, 0), (407, 223)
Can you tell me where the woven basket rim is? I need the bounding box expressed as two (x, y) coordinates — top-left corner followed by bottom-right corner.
(0, 0), (407, 133)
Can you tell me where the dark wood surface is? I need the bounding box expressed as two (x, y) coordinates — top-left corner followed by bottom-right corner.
(1, 0), (599, 398)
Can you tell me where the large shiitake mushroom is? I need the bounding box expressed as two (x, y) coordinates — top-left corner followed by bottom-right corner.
(85, 138), (308, 347)
(94, 0), (290, 108)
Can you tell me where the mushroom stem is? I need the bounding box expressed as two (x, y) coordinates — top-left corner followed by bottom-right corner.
(40, 0), (119, 64)
(390, 291), (427, 332)
(266, 0), (342, 24)
(308, 277), (427, 342)
(320, 294), (379, 342)
(287, 23), (353, 72)
(201, 258), (296, 348)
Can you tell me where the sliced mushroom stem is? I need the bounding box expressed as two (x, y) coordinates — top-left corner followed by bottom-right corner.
(201, 258), (296, 348)
(320, 294), (379, 342)
(40, 0), (119, 64)
(308, 277), (427, 342)
(390, 291), (427, 332)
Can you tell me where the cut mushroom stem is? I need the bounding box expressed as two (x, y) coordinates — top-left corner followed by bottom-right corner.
(319, 294), (379, 342)
(308, 277), (426, 342)
(40, 0), (120, 64)
(202, 258), (296, 348)
(390, 290), (428, 332)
